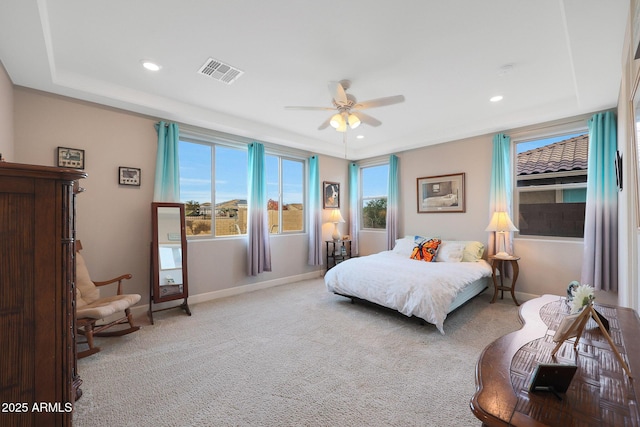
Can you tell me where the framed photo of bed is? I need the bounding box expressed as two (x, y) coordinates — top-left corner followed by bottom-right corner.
(417, 173), (465, 213)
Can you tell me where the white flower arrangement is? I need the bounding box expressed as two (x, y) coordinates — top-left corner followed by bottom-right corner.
(570, 283), (595, 314)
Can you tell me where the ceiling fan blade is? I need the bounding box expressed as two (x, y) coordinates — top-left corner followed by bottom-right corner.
(285, 106), (335, 111)
(354, 95), (405, 110)
(329, 81), (348, 106)
(352, 111), (382, 127)
(318, 116), (332, 130)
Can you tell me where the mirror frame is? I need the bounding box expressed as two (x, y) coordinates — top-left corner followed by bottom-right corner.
(150, 202), (190, 311)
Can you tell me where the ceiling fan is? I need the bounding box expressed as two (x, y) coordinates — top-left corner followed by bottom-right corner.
(285, 80), (405, 132)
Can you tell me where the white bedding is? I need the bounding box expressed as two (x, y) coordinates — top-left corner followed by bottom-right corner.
(324, 250), (492, 333)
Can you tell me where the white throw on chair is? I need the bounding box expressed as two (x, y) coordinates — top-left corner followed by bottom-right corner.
(75, 241), (141, 358)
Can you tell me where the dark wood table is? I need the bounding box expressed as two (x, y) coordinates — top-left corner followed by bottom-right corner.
(489, 255), (520, 306)
(471, 294), (640, 426)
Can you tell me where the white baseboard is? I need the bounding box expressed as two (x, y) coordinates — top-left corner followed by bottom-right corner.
(132, 270), (323, 319)
(514, 290), (541, 303)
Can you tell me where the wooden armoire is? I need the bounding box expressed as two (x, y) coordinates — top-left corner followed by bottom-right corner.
(0, 162), (87, 426)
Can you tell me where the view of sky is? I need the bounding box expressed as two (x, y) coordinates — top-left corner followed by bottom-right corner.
(179, 141), (303, 205)
(179, 141), (213, 204)
(362, 164), (389, 199)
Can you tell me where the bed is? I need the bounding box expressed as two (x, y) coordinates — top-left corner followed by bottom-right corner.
(424, 193), (458, 207)
(324, 236), (492, 333)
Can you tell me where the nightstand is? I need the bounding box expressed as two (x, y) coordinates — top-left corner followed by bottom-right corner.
(326, 240), (351, 270)
(489, 255), (520, 306)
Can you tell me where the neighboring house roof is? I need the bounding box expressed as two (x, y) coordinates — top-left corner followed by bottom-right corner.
(517, 134), (588, 176)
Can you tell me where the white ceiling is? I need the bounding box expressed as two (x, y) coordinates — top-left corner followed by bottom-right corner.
(0, 0), (630, 159)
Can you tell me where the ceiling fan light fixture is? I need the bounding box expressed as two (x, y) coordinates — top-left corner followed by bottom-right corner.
(347, 113), (361, 129)
(336, 121), (348, 132)
(330, 113), (343, 129)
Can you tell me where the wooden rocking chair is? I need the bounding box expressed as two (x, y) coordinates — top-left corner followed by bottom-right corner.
(75, 241), (141, 358)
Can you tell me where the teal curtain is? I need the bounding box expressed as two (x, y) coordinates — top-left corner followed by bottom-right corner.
(386, 154), (399, 250)
(581, 111), (618, 291)
(349, 162), (360, 256)
(488, 133), (513, 255)
(247, 142), (271, 275)
(153, 121), (180, 202)
(308, 155), (323, 266)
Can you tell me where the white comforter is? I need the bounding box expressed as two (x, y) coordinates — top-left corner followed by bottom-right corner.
(324, 251), (492, 333)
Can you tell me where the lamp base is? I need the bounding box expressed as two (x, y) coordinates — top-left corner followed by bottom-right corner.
(332, 223), (341, 242)
(494, 232), (512, 259)
(494, 251), (512, 259)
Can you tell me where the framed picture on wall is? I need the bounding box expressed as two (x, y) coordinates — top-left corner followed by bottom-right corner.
(323, 181), (340, 209)
(417, 173), (465, 213)
(119, 166), (141, 186)
(57, 147), (85, 169)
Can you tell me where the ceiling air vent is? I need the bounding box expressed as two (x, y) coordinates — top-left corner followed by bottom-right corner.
(197, 57), (244, 85)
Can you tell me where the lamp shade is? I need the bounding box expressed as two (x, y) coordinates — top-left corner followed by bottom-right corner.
(328, 209), (345, 224)
(347, 113), (361, 129)
(330, 113), (343, 129)
(485, 211), (518, 232)
(486, 211), (518, 258)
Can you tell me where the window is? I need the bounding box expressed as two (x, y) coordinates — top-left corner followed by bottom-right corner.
(265, 155), (305, 234)
(179, 138), (304, 237)
(214, 145), (248, 236)
(515, 132), (588, 238)
(179, 141), (248, 237)
(361, 164), (389, 229)
(179, 141), (213, 236)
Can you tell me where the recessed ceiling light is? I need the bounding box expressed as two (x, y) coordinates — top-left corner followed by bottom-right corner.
(490, 95), (503, 102)
(142, 61), (161, 71)
(356, 135), (365, 139)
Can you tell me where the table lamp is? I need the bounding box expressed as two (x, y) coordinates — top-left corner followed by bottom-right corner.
(485, 211), (518, 258)
(328, 209), (345, 241)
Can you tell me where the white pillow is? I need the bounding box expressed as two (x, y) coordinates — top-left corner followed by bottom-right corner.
(435, 241), (465, 262)
(460, 241), (485, 262)
(392, 237), (416, 256)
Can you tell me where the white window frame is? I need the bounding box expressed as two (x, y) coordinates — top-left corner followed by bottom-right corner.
(179, 127), (309, 239)
(513, 126), (589, 240)
(265, 152), (306, 235)
(359, 161), (389, 231)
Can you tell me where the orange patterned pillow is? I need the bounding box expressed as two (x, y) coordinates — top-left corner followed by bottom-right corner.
(409, 238), (442, 262)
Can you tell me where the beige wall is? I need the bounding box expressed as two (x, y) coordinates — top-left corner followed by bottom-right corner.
(356, 131), (601, 301)
(14, 88), (158, 304)
(13, 88), (346, 309)
(9, 34), (638, 309)
(0, 61), (13, 160)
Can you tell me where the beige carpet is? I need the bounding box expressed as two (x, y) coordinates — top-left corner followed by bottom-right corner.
(73, 278), (520, 427)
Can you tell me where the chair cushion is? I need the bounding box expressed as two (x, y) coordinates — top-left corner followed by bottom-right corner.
(76, 294), (141, 320)
(76, 252), (100, 308)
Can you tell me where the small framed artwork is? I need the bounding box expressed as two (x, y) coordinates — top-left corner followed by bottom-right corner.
(417, 172), (465, 213)
(323, 181), (340, 209)
(119, 166), (141, 186)
(552, 312), (581, 342)
(57, 147), (85, 169)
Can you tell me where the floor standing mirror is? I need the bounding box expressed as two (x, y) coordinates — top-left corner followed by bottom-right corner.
(149, 202), (191, 324)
